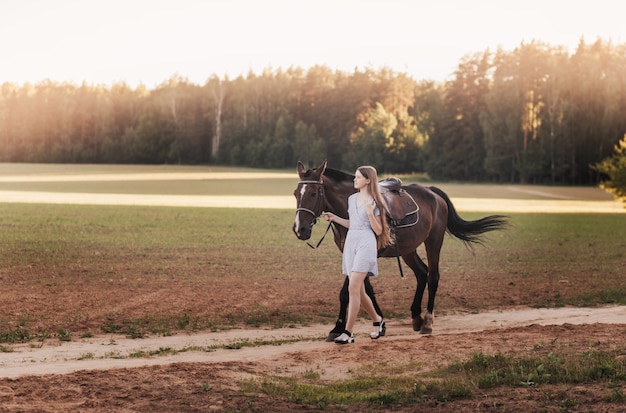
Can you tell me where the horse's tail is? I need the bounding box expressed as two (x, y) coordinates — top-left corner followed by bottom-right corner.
(430, 186), (509, 247)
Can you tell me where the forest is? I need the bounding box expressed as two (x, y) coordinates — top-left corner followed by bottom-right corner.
(1, 38), (625, 185)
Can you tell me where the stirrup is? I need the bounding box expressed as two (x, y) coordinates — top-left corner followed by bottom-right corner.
(370, 319), (386, 339)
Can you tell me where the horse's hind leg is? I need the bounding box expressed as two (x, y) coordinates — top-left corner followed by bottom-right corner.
(402, 252), (428, 332)
(421, 235), (443, 334)
(327, 276), (381, 342)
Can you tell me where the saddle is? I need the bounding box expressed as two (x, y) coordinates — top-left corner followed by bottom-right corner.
(378, 177), (419, 228)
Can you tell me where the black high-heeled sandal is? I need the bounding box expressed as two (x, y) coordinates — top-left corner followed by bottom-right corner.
(370, 319), (386, 339)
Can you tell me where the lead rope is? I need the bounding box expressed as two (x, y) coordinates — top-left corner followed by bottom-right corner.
(306, 221), (333, 249)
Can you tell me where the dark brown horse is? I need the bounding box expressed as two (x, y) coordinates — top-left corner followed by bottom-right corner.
(293, 161), (508, 340)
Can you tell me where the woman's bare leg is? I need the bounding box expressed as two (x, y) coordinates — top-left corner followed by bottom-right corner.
(345, 271), (367, 333)
(360, 282), (382, 322)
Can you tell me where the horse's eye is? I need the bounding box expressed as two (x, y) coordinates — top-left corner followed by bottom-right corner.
(310, 192), (316, 197)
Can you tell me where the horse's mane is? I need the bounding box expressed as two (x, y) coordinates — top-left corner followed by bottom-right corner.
(324, 168), (354, 183)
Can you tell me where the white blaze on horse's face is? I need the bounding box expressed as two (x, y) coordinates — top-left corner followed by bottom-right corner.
(294, 183), (309, 235)
(293, 178), (322, 240)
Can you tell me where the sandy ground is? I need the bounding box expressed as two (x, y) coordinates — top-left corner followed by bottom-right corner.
(0, 190), (624, 213)
(3, 306), (626, 380)
(1, 307), (625, 412)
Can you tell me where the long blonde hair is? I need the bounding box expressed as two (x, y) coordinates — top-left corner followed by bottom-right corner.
(357, 165), (393, 250)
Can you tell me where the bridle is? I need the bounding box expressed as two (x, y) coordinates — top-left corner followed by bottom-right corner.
(295, 179), (325, 219)
(295, 179), (332, 249)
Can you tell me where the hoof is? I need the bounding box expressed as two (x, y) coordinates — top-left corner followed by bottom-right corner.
(412, 317), (423, 332)
(326, 332), (341, 342)
(327, 320), (345, 342)
(420, 312), (434, 334)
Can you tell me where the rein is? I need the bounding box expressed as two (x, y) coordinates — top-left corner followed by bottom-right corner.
(306, 221), (333, 249)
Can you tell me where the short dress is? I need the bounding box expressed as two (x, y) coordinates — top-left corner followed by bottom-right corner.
(342, 193), (380, 277)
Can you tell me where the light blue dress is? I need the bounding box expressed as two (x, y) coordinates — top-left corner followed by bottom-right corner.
(342, 193), (380, 276)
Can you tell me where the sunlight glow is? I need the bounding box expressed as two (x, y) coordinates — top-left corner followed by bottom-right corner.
(1, 0), (624, 87)
(0, 191), (623, 213)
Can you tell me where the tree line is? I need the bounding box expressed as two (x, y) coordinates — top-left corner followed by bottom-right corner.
(1, 38), (625, 185)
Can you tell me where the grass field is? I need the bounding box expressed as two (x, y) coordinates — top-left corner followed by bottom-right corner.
(0, 162), (618, 200)
(1, 162), (625, 341)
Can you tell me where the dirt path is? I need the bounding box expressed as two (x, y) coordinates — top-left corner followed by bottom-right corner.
(3, 306), (625, 379)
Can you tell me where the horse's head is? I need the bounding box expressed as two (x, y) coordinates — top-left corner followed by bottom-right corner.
(293, 160), (328, 240)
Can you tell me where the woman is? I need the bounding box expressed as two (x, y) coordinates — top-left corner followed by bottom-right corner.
(321, 165), (392, 344)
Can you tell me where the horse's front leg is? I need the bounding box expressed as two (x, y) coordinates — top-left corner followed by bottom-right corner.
(326, 276), (382, 342)
(326, 277), (350, 341)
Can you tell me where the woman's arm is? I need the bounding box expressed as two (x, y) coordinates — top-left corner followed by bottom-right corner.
(365, 202), (383, 236)
(321, 211), (349, 229)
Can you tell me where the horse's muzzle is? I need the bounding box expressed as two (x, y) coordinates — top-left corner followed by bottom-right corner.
(293, 223), (312, 240)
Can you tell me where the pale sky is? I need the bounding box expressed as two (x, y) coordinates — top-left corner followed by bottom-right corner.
(1, 0), (624, 88)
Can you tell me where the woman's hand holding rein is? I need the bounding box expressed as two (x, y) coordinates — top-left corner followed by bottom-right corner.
(322, 211), (349, 229)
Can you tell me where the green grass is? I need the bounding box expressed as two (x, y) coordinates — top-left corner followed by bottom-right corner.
(474, 213), (626, 309)
(244, 348), (626, 409)
(450, 350), (626, 388)
(0, 162), (615, 199)
(0, 162), (298, 195)
(0, 203), (625, 342)
(0, 202), (330, 341)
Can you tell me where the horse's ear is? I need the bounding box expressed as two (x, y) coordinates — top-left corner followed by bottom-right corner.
(317, 160), (327, 178)
(297, 161), (306, 177)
